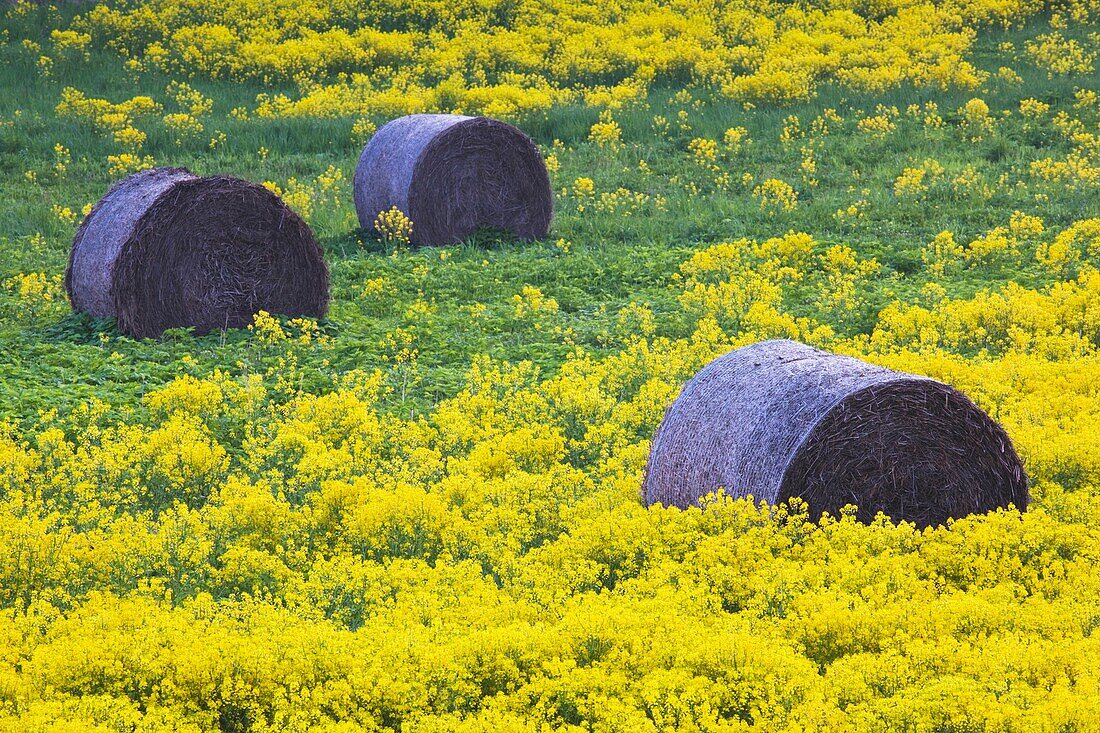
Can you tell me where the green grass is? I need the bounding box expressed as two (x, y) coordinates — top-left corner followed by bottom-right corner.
(1, 10), (1098, 424)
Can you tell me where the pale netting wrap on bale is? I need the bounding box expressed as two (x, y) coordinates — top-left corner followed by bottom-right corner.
(65, 168), (330, 339)
(353, 114), (553, 246)
(642, 339), (1028, 528)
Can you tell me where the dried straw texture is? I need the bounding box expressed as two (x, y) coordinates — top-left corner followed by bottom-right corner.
(66, 169), (329, 339)
(643, 339), (1027, 527)
(66, 167), (198, 319)
(354, 114), (553, 246)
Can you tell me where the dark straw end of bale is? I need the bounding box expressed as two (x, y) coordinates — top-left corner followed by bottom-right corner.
(642, 339), (1028, 528)
(354, 114), (553, 246)
(67, 169), (330, 339)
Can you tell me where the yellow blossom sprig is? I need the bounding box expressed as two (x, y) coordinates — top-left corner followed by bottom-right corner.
(374, 206), (413, 246)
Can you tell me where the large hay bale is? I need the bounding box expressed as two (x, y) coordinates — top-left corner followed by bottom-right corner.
(643, 339), (1027, 527)
(353, 114), (553, 246)
(66, 168), (330, 339)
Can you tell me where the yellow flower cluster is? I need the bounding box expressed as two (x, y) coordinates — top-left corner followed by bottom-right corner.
(512, 285), (559, 321)
(4, 217), (1100, 727)
(1019, 98), (1051, 118)
(723, 126), (750, 152)
(960, 97), (995, 140)
(593, 187), (667, 217)
(1, 272), (65, 320)
(52, 143), (70, 177)
(1025, 32), (1097, 77)
(893, 159), (944, 198)
(106, 152), (156, 176)
(34, 0), (1082, 119)
(247, 310), (288, 345)
(588, 111), (624, 151)
(55, 87), (159, 138)
(261, 166), (349, 227)
(374, 206), (414, 246)
(687, 137), (717, 163)
(893, 167), (928, 197)
(752, 178), (798, 213)
(856, 114), (895, 139)
(1029, 109), (1100, 190)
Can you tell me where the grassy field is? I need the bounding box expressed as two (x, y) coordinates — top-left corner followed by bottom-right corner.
(2, 1), (1100, 730)
(1, 9), (1096, 420)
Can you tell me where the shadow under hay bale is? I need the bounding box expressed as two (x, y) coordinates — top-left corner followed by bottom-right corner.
(354, 114), (553, 246)
(66, 168), (330, 339)
(643, 339), (1027, 528)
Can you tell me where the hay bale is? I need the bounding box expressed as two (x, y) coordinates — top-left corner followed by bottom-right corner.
(642, 339), (1027, 527)
(66, 168), (330, 339)
(353, 114), (553, 246)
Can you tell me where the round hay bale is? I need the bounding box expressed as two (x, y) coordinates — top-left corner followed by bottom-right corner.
(642, 339), (1027, 527)
(66, 168), (330, 339)
(353, 114), (553, 246)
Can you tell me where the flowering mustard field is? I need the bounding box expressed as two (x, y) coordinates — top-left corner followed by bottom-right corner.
(2, 0), (1100, 730)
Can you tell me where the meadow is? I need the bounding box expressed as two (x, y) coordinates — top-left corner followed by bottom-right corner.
(2, 0), (1100, 730)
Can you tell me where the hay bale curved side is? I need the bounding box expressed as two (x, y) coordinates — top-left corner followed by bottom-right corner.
(354, 114), (469, 231)
(66, 167), (198, 318)
(642, 339), (1027, 527)
(111, 175), (330, 339)
(354, 114), (553, 245)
